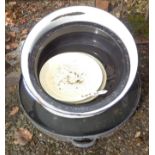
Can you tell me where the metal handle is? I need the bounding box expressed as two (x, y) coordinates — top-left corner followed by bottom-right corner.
(71, 138), (96, 148)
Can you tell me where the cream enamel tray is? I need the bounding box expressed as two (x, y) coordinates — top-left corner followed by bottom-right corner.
(39, 52), (107, 104)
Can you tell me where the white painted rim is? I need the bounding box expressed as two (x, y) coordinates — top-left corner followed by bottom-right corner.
(21, 6), (138, 118)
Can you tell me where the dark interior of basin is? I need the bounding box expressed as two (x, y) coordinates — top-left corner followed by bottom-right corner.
(28, 22), (130, 113)
(38, 32), (122, 95)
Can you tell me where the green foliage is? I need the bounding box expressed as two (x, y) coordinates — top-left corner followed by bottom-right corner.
(128, 14), (149, 38)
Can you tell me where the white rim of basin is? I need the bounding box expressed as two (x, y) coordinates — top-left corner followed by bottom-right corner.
(39, 52), (107, 104)
(21, 6), (138, 118)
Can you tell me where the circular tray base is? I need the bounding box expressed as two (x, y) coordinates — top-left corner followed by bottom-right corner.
(19, 75), (141, 147)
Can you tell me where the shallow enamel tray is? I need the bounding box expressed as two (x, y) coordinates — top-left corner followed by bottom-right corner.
(19, 75), (141, 138)
(39, 52), (107, 104)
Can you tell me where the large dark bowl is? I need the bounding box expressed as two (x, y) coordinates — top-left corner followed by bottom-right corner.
(20, 6), (140, 147)
(21, 6), (138, 118)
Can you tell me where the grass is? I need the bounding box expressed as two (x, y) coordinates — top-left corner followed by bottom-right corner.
(128, 14), (149, 39)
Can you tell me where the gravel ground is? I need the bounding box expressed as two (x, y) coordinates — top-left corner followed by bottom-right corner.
(6, 1), (149, 155)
